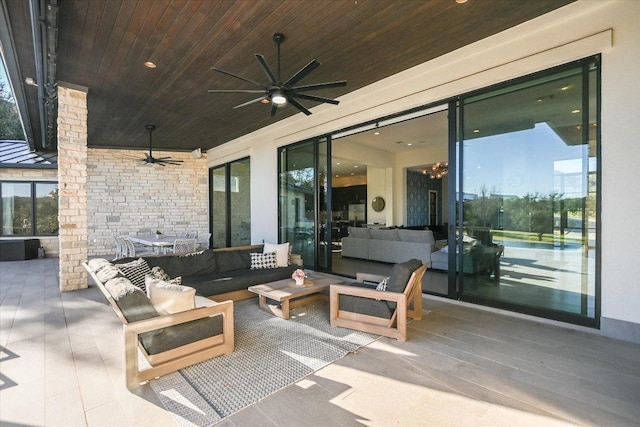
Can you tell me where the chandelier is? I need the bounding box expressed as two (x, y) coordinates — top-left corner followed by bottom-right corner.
(422, 161), (449, 179)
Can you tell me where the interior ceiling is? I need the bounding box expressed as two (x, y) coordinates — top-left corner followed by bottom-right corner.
(5, 0), (574, 152)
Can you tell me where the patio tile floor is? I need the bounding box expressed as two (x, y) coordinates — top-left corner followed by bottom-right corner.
(2, 258), (640, 426)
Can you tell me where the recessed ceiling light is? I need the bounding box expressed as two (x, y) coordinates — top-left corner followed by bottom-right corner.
(572, 109), (581, 114)
(407, 143), (413, 146)
(473, 129), (480, 133)
(336, 162), (341, 165)
(455, 0), (468, 3)
(374, 131), (380, 135)
(350, 172), (354, 176)
(144, 61), (157, 69)
(335, 174), (340, 177)
(354, 165), (358, 168)
(561, 86), (570, 91)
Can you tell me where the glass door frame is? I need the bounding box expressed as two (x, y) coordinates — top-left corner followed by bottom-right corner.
(277, 137), (332, 271)
(454, 56), (601, 328)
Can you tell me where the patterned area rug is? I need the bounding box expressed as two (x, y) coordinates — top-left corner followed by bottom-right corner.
(149, 298), (380, 426)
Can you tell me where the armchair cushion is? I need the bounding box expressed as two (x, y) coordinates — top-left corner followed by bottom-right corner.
(387, 259), (423, 293)
(339, 295), (394, 319)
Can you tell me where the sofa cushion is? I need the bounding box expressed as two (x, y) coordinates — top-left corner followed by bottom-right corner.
(387, 259), (423, 293)
(263, 242), (290, 267)
(105, 277), (160, 323)
(143, 249), (218, 278)
(139, 315), (224, 356)
(183, 266), (297, 297)
(349, 227), (370, 238)
(370, 228), (399, 241)
(250, 252), (278, 269)
(116, 258), (151, 293)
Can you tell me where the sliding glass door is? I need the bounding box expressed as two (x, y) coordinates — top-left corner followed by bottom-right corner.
(458, 58), (599, 325)
(278, 137), (330, 270)
(210, 157), (251, 248)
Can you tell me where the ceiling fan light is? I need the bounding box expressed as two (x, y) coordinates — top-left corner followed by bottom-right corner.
(271, 91), (287, 105)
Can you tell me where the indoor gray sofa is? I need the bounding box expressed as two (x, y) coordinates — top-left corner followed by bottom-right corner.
(341, 227), (435, 264)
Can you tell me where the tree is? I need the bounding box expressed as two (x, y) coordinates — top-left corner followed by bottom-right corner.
(0, 81), (25, 140)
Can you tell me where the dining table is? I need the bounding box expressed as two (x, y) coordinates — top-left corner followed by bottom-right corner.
(128, 234), (180, 254)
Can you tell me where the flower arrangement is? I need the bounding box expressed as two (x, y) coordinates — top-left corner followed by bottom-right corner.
(292, 269), (307, 285)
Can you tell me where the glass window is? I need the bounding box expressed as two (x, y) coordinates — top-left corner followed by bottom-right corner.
(35, 183), (59, 235)
(1, 181), (58, 236)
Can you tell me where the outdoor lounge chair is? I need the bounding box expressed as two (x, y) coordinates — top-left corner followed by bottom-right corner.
(330, 259), (427, 341)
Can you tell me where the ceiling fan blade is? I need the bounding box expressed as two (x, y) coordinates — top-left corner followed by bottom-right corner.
(283, 59), (320, 87)
(288, 98), (312, 116)
(270, 104), (278, 117)
(233, 96), (268, 109)
(255, 54), (277, 84)
(291, 92), (339, 105)
(292, 81), (347, 91)
(208, 89), (266, 94)
(210, 67), (268, 88)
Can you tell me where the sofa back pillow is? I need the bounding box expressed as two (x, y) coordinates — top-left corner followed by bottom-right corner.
(105, 277), (159, 323)
(398, 229), (435, 244)
(370, 228), (399, 241)
(215, 247), (261, 273)
(143, 249), (217, 278)
(349, 227), (371, 239)
(386, 259), (423, 293)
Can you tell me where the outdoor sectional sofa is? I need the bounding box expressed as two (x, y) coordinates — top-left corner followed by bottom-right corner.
(114, 244), (300, 301)
(83, 244), (300, 388)
(341, 227), (435, 264)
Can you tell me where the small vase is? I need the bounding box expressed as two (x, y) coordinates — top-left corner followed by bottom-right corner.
(294, 277), (305, 286)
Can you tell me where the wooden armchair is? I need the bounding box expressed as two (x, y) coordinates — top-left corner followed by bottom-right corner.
(330, 261), (427, 341)
(83, 262), (234, 389)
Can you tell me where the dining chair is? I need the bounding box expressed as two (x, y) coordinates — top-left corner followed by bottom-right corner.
(170, 238), (198, 254)
(198, 232), (211, 250)
(113, 235), (126, 260)
(122, 236), (155, 257)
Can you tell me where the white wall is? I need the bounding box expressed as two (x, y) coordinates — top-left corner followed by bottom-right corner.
(207, 1), (640, 333)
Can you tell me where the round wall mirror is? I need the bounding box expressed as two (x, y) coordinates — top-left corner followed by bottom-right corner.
(371, 197), (385, 212)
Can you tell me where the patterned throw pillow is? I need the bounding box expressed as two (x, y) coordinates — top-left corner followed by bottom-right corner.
(250, 252), (277, 269)
(376, 276), (390, 291)
(150, 266), (171, 281)
(116, 258), (151, 293)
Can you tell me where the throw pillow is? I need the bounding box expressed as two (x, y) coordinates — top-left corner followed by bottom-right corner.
(145, 275), (196, 314)
(150, 266), (171, 281)
(376, 276), (390, 291)
(250, 252), (278, 269)
(116, 258), (151, 293)
(263, 242), (290, 267)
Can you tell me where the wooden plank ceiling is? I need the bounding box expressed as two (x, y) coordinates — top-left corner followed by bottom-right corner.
(17, 0), (576, 152)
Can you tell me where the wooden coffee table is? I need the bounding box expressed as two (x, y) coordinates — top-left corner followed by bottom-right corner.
(248, 273), (343, 319)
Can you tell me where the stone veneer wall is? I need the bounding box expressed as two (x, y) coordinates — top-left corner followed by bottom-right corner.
(0, 168), (60, 257)
(87, 148), (208, 256)
(57, 85), (88, 291)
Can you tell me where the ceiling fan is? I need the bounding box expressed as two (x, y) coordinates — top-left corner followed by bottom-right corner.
(208, 32), (346, 117)
(138, 124), (183, 166)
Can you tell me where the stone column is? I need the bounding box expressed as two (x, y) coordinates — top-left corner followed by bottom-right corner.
(57, 84), (89, 291)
